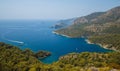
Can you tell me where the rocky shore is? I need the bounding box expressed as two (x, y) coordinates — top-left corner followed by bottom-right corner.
(85, 39), (120, 52)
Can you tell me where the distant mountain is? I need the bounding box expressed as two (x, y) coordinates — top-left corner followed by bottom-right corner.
(73, 12), (105, 25)
(74, 6), (120, 25)
(54, 6), (120, 52)
(51, 18), (75, 29)
(55, 6), (120, 35)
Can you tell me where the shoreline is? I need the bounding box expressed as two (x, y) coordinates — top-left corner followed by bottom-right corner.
(98, 43), (119, 52)
(85, 39), (111, 50)
(85, 39), (119, 52)
(52, 31), (119, 52)
(53, 31), (110, 51)
(52, 31), (72, 38)
(85, 39), (94, 44)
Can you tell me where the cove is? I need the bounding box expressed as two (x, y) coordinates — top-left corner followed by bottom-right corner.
(0, 20), (111, 64)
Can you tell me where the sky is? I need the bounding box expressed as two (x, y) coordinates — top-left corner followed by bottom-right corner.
(0, 0), (120, 20)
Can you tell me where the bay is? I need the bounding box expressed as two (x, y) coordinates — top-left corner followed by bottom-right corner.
(0, 20), (111, 63)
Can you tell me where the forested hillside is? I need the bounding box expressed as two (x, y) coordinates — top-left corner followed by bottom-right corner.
(0, 42), (50, 71)
(0, 42), (120, 71)
(54, 6), (120, 52)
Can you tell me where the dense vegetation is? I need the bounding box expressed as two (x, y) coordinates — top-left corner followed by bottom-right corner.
(57, 52), (120, 71)
(54, 23), (94, 37)
(88, 34), (120, 52)
(0, 42), (50, 71)
(55, 6), (120, 52)
(55, 6), (120, 37)
(0, 42), (120, 71)
(1, 6), (120, 71)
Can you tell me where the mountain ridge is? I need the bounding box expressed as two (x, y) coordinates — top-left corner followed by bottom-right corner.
(54, 6), (120, 52)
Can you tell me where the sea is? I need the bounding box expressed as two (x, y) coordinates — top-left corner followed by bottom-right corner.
(0, 20), (111, 63)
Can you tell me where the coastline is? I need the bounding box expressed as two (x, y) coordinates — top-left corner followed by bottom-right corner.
(85, 39), (111, 50)
(85, 39), (119, 52)
(53, 31), (110, 50)
(52, 31), (72, 38)
(85, 39), (94, 44)
(52, 31), (119, 52)
(98, 43), (119, 52)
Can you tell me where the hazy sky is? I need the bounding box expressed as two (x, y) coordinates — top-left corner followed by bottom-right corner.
(0, 0), (120, 20)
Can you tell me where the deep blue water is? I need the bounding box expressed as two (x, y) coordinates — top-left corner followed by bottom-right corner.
(0, 20), (111, 63)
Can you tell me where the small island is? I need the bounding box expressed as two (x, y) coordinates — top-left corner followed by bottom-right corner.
(34, 50), (51, 59)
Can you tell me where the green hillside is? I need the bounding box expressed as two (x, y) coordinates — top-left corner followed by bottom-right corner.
(0, 42), (50, 71)
(0, 42), (120, 71)
(55, 6), (120, 52)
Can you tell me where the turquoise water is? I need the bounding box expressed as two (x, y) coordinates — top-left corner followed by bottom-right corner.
(0, 20), (111, 63)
